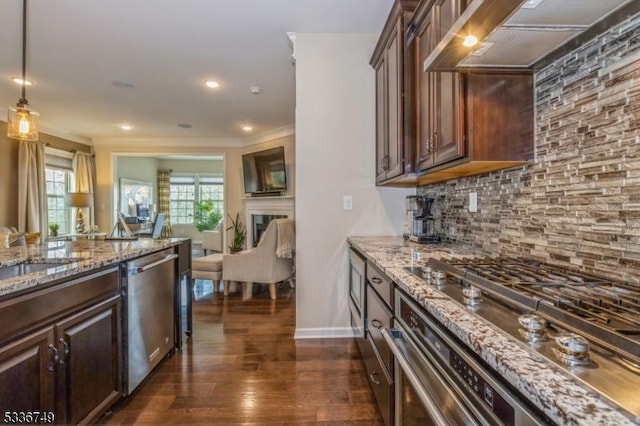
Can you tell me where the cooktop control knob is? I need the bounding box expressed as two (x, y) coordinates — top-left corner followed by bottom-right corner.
(463, 286), (482, 306)
(554, 333), (591, 366)
(422, 266), (433, 279)
(518, 314), (548, 342)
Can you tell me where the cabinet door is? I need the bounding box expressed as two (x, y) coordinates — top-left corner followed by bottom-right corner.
(431, 0), (465, 167)
(385, 26), (403, 179)
(431, 71), (465, 166)
(55, 295), (121, 425)
(415, 7), (436, 170)
(0, 328), (56, 413)
(375, 59), (388, 183)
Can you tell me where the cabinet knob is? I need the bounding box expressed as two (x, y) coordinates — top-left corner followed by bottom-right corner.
(425, 135), (433, 154)
(369, 371), (381, 385)
(58, 338), (70, 364)
(381, 155), (390, 171)
(371, 319), (383, 329)
(370, 277), (382, 285)
(47, 344), (60, 372)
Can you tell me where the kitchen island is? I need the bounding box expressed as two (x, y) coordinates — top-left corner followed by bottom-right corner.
(0, 237), (191, 425)
(348, 236), (637, 426)
(0, 237), (188, 298)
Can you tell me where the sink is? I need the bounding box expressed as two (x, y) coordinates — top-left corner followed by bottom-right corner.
(0, 261), (71, 280)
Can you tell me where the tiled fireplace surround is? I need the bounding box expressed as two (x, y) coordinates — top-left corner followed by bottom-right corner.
(417, 13), (640, 284)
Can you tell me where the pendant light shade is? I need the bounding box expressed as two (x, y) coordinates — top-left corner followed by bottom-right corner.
(7, 103), (39, 141)
(7, 0), (39, 141)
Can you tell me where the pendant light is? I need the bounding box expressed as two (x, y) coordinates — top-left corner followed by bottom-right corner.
(7, 0), (39, 141)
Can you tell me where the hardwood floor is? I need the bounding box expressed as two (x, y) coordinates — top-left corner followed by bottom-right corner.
(100, 281), (383, 425)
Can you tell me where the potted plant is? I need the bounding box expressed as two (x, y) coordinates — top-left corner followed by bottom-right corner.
(193, 200), (222, 232)
(48, 223), (59, 237)
(226, 212), (246, 253)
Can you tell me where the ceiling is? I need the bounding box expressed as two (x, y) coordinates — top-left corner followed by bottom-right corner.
(0, 0), (394, 145)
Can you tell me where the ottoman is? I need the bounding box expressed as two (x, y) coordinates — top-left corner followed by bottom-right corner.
(191, 253), (229, 295)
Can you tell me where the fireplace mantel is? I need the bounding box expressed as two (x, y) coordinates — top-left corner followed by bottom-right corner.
(243, 196), (295, 247)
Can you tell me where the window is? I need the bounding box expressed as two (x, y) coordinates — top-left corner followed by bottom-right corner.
(199, 176), (224, 212)
(170, 177), (195, 225)
(45, 149), (74, 234)
(170, 175), (224, 225)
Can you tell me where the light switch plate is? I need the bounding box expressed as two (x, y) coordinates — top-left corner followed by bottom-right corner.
(343, 195), (353, 211)
(469, 192), (478, 212)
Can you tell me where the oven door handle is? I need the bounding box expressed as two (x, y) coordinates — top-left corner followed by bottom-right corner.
(382, 328), (450, 426)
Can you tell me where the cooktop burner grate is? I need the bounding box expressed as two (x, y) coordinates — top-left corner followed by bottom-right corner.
(426, 257), (640, 366)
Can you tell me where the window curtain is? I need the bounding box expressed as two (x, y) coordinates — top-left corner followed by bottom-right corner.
(72, 152), (96, 227)
(17, 141), (46, 233)
(157, 169), (172, 237)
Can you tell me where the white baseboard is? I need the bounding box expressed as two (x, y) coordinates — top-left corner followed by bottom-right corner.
(294, 327), (354, 339)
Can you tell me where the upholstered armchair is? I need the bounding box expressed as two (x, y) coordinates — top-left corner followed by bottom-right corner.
(222, 218), (295, 300)
(202, 221), (223, 254)
(0, 226), (39, 247)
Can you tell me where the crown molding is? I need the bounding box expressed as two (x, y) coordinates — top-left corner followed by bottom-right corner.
(91, 137), (244, 148)
(0, 109), (92, 146)
(243, 124), (295, 147)
(92, 124), (295, 149)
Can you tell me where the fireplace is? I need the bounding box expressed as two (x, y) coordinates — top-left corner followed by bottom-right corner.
(252, 214), (287, 246)
(244, 196), (295, 248)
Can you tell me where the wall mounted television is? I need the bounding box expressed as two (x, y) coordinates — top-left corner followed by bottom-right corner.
(242, 146), (287, 196)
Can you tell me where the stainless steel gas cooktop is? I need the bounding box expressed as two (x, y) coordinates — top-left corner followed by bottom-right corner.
(407, 256), (640, 419)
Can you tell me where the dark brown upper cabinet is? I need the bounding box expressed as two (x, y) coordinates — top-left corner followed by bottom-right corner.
(414, 0), (466, 172)
(370, 0), (419, 186)
(408, 0), (534, 185)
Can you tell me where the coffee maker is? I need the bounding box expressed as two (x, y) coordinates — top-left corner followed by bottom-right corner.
(403, 195), (441, 243)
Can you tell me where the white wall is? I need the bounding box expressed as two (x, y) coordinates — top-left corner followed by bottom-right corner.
(294, 33), (413, 338)
(93, 135), (295, 246)
(115, 157), (159, 216)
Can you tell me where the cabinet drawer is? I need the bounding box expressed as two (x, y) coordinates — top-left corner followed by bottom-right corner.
(366, 262), (393, 309)
(361, 337), (393, 426)
(367, 288), (393, 375)
(0, 267), (119, 344)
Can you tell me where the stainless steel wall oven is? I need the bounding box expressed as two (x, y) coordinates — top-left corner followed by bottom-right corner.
(383, 289), (550, 425)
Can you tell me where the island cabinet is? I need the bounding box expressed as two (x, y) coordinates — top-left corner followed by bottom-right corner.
(370, 0), (419, 185)
(0, 267), (121, 425)
(409, 0), (534, 185)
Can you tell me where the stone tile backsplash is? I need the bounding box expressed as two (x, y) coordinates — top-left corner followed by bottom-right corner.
(418, 12), (640, 284)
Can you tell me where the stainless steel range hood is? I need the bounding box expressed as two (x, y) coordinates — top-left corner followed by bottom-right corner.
(424, 0), (640, 71)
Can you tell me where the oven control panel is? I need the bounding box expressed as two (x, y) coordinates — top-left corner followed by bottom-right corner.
(450, 352), (515, 425)
(402, 302), (517, 425)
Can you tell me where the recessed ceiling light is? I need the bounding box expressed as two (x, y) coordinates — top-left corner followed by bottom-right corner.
(11, 77), (32, 86)
(120, 124), (132, 131)
(242, 125), (253, 132)
(112, 80), (135, 89)
(250, 86), (261, 95)
(463, 35), (479, 47)
(204, 80), (220, 89)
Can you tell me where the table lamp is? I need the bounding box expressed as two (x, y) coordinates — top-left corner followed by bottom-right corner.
(66, 192), (93, 233)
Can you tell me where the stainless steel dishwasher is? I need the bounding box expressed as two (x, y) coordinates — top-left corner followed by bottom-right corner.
(123, 249), (178, 394)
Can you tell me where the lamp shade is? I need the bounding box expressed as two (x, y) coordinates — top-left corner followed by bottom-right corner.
(66, 192), (93, 208)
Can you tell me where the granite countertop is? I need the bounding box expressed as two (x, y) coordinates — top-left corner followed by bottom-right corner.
(0, 238), (189, 298)
(347, 236), (637, 426)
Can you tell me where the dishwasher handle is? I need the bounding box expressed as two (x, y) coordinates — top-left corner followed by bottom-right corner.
(381, 328), (450, 426)
(129, 253), (178, 276)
